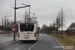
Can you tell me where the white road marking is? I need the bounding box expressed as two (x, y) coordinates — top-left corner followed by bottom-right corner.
(28, 35), (43, 50)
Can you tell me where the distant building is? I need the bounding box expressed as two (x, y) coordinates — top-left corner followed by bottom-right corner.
(66, 22), (75, 31)
(65, 22), (75, 36)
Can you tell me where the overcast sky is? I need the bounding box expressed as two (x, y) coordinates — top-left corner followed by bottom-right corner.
(0, 0), (75, 30)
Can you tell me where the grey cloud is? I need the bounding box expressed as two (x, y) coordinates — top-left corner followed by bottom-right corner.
(0, 0), (75, 30)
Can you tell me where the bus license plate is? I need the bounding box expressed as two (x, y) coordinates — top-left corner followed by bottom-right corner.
(25, 37), (29, 39)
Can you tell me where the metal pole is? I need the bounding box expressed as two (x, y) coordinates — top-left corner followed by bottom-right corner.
(7, 18), (8, 34)
(29, 6), (30, 22)
(5, 16), (6, 34)
(25, 15), (26, 23)
(34, 13), (35, 22)
(25, 11), (27, 23)
(1, 17), (3, 34)
(14, 0), (16, 41)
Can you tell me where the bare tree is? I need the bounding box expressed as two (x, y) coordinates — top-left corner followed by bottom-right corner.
(55, 12), (61, 37)
(60, 7), (65, 39)
(22, 10), (29, 23)
(56, 13), (61, 31)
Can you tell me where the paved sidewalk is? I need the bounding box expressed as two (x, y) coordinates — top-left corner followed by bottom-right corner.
(0, 40), (18, 48)
(0, 34), (18, 48)
(0, 34), (18, 43)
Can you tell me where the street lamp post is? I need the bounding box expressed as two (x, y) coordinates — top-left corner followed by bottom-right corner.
(29, 6), (30, 22)
(30, 12), (35, 17)
(4, 16), (6, 33)
(14, 0), (16, 41)
(4, 16), (9, 34)
(2, 17), (3, 31)
(14, 1), (31, 41)
(30, 12), (35, 22)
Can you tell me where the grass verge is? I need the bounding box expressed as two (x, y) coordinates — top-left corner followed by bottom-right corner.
(48, 34), (75, 50)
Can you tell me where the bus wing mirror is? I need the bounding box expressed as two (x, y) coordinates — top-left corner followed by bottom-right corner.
(38, 27), (40, 30)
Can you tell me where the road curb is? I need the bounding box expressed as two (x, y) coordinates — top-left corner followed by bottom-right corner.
(0, 40), (19, 48)
(51, 36), (65, 50)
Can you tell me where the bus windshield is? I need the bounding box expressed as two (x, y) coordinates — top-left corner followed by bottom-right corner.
(20, 23), (34, 31)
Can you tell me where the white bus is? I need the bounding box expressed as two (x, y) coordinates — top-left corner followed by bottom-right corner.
(18, 23), (40, 41)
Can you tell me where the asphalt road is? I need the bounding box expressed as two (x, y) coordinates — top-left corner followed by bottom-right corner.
(0, 34), (64, 50)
